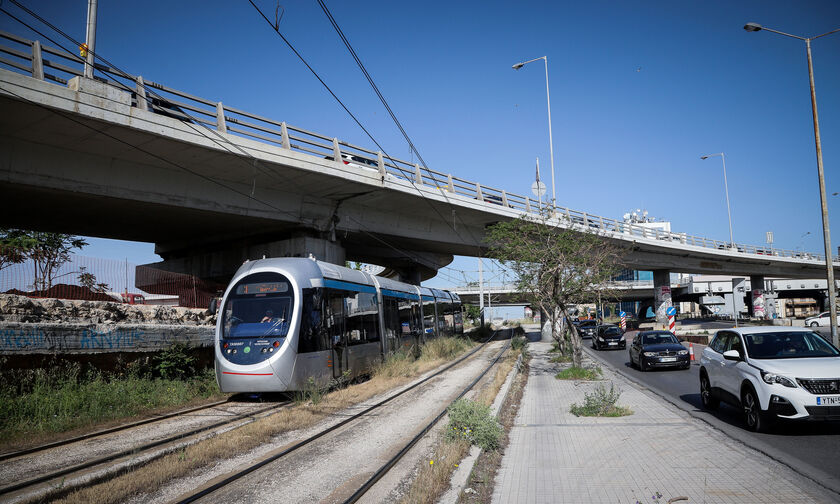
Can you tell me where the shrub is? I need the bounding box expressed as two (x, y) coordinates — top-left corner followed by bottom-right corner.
(570, 382), (632, 417)
(555, 366), (601, 380)
(154, 343), (197, 380)
(510, 335), (528, 351)
(445, 399), (502, 451)
(468, 323), (493, 342)
(373, 349), (418, 378)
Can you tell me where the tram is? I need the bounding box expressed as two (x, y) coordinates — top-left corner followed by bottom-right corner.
(215, 257), (463, 392)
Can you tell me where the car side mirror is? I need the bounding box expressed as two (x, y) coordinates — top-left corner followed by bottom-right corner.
(722, 349), (741, 361)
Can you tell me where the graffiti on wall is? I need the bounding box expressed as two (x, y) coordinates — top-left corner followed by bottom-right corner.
(0, 324), (213, 353)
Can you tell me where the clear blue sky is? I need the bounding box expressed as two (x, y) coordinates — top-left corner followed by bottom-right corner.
(2, 1), (839, 288)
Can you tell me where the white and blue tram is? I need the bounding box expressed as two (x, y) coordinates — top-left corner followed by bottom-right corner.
(215, 257), (463, 392)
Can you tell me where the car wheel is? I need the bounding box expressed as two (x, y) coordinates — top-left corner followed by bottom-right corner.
(639, 357), (647, 372)
(629, 352), (636, 369)
(810, 321), (819, 328)
(742, 386), (768, 432)
(700, 372), (718, 410)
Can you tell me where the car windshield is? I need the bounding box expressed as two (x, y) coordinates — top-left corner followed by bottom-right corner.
(603, 327), (621, 336)
(579, 320), (596, 327)
(744, 331), (839, 359)
(642, 333), (679, 345)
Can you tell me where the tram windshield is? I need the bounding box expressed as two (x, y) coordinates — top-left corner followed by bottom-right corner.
(221, 273), (294, 340)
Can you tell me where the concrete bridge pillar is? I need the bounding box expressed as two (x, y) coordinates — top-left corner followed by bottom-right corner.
(653, 269), (672, 327)
(749, 275), (766, 319)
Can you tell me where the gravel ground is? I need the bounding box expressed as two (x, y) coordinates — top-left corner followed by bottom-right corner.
(141, 341), (507, 504)
(1, 400), (282, 503)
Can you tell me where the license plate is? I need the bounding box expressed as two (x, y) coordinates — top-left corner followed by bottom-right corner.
(660, 357), (677, 362)
(816, 396), (840, 406)
(608, 342), (618, 346)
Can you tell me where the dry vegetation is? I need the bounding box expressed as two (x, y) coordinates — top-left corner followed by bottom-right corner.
(47, 337), (475, 504)
(398, 342), (524, 504)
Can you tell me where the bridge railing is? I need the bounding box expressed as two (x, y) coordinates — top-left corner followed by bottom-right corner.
(0, 30), (834, 265)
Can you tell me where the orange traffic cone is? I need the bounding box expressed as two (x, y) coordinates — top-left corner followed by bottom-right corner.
(689, 342), (695, 361)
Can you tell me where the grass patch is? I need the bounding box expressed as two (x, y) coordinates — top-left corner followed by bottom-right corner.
(53, 337), (476, 504)
(570, 382), (633, 417)
(399, 439), (470, 504)
(421, 336), (474, 361)
(555, 366), (601, 380)
(0, 361), (222, 449)
(445, 399), (502, 451)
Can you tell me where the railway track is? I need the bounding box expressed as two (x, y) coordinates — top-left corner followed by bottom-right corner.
(172, 334), (510, 504)
(0, 399), (231, 462)
(0, 399), (292, 503)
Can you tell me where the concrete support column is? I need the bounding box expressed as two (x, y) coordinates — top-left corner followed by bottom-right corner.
(749, 275), (766, 319)
(653, 269), (672, 327)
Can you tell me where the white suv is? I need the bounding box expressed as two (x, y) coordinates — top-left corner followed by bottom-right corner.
(699, 327), (840, 432)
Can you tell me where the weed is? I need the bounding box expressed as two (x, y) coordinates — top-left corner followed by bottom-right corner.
(373, 349), (418, 378)
(555, 366), (601, 380)
(549, 354), (572, 364)
(510, 335), (528, 351)
(569, 382), (633, 417)
(420, 336), (473, 361)
(294, 376), (324, 405)
(445, 399), (502, 452)
(154, 343), (197, 380)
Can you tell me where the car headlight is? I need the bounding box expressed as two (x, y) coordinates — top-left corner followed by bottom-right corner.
(761, 371), (797, 388)
(678, 350), (688, 355)
(597, 336), (604, 342)
(643, 352), (656, 357)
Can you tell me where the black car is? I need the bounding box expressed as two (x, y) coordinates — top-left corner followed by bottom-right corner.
(577, 320), (598, 339)
(629, 331), (690, 371)
(592, 324), (625, 350)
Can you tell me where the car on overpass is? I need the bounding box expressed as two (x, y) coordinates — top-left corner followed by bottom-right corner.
(699, 327), (840, 432)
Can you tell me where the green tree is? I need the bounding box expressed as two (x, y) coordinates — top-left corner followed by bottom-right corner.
(78, 266), (109, 293)
(0, 229), (36, 272)
(464, 304), (481, 323)
(486, 209), (624, 367)
(16, 231), (88, 291)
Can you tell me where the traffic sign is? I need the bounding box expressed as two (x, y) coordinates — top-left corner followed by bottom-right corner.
(531, 180), (547, 197)
(619, 311), (626, 317)
(666, 306), (676, 316)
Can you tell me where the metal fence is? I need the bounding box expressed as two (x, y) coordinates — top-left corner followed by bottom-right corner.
(0, 248), (219, 308)
(0, 30), (832, 264)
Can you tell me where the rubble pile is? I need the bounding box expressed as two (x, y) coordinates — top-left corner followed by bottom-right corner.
(0, 294), (216, 326)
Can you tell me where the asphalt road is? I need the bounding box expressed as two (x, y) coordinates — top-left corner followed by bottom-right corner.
(584, 337), (840, 497)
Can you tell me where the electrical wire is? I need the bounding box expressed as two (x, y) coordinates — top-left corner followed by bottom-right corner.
(245, 0), (486, 258)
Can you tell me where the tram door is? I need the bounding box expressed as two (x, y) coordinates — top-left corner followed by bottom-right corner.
(326, 293), (348, 380)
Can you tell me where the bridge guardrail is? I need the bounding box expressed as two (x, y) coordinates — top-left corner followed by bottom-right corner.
(0, 30), (834, 265)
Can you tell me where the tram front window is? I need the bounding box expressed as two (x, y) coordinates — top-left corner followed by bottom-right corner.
(222, 273), (294, 341)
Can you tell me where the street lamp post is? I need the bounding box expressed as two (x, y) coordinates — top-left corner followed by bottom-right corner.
(744, 22), (840, 347)
(700, 153), (735, 248)
(513, 56), (556, 208)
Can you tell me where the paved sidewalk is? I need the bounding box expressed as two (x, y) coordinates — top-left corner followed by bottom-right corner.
(491, 341), (837, 504)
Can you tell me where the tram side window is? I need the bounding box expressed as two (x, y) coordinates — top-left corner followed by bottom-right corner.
(410, 299), (421, 334)
(345, 290), (380, 345)
(383, 297), (401, 342)
(298, 288), (327, 353)
(454, 303), (463, 334)
(436, 301), (448, 336)
(398, 298), (414, 335)
(324, 291), (346, 348)
(422, 298), (436, 336)
(443, 301), (455, 337)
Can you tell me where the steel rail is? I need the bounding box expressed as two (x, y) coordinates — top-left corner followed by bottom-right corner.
(172, 332), (499, 504)
(0, 398), (231, 462)
(0, 401), (291, 498)
(344, 341), (511, 503)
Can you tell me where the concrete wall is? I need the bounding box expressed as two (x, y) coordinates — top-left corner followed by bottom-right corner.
(0, 322), (213, 354)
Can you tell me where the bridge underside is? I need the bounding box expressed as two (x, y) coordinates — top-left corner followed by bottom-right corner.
(1, 70), (837, 287)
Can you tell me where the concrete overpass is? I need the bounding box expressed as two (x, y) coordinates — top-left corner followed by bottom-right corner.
(1, 31), (838, 315)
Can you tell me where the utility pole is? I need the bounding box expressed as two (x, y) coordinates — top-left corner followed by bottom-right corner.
(83, 0), (98, 79)
(478, 258), (484, 326)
